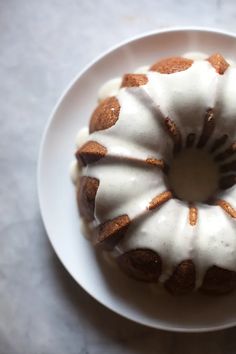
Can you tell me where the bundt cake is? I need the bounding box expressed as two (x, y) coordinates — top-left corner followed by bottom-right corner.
(71, 53), (236, 295)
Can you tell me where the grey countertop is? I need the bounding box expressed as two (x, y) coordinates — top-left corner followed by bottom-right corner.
(2, 0), (236, 353)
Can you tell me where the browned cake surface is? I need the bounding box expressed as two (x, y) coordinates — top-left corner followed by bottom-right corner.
(164, 116), (183, 153)
(148, 190), (173, 210)
(121, 74), (148, 87)
(77, 176), (99, 221)
(197, 108), (215, 149)
(76, 140), (107, 165)
(96, 215), (131, 250)
(118, 249), (162, 282)
(165, 260), (196, 295)
(150, 57), (193, 74)
(189, 204), (198, 226)
(89, 96), (120, 133)
(207, 53), (229, 74)
(201, 266), (236, 294)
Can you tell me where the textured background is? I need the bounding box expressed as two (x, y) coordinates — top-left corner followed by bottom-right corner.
(2, 0), (236, 353)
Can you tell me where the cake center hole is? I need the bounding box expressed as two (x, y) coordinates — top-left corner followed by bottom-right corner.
(168, 148), (219, 203)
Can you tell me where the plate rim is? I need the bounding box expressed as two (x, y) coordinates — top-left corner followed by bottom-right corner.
(37, 26), (236, 333)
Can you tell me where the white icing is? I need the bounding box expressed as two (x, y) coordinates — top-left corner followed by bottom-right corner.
(134, 65), (149, 74)
(98, 67), (149, 102)
(98, 78), (122, 102)
(80, 218), (94, 240)
(193, 204), (236, 287)
(70, 127), (90, 185)
(70, 160), (80, 185)
(144, 61), (218, 142)
(73, 55), (236, 289)
(90, 88), (172, 161)
(118, 199), (195, 282)
(182, 52), (208, 60)
(75, 127), (89, 148)
(88, 161), (165, 222)
(213, 67), (236, 141)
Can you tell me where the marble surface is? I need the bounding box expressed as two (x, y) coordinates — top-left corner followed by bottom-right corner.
(2, 0), (236, 353)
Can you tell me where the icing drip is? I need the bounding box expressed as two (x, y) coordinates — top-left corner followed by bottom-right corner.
(98, 78), (122, 102)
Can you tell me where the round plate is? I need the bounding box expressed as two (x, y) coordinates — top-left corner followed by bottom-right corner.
(38, 28), (236, 332)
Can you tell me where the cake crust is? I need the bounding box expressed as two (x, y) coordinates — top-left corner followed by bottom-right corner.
(96, 215), (131, 250)
(150, 57), (193, 74)
(77, 176), (99, 221)
(76, 140), (107, 165)
(207, 53), (229, 74)
(89, 96), (120, 133)
(201, 266), (236, 294)
(165, 260), (196, 295)
(118, 249), (162, 282)
(121, 74), (148, 88)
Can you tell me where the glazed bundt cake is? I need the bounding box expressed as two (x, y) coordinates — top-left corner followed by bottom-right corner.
(72, 53), (236, 295)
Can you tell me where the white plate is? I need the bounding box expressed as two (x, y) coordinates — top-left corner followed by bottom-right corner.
(38, 28), (236, 332)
